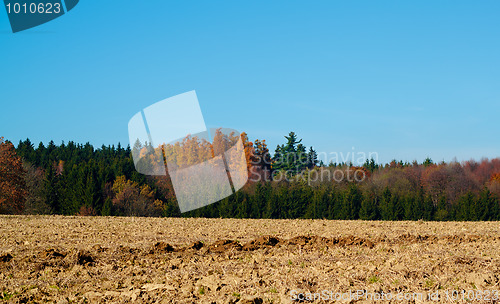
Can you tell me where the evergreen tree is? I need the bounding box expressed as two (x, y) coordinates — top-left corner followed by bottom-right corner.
(423, 157), (434, 167)
(379, 188), (395, 220)
(434, 195), (450, 221)
(101, 198), (113, 216)
(44, 164), (61, 214)
(363, 158), (379, 173)
(296, 144), (308, 172)
(307, 147), (318, 169)
(341, 184), (362, 220)
(477, 188), (497, 221)
(273, 132), (309, 175)
(252, 139), (272, 181)
(359, 193), (378, 220)
(422, 194), (435, 221)
(456, 192), (475, 221)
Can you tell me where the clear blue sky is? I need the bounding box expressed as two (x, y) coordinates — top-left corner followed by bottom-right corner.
(1, 1), (499, 164)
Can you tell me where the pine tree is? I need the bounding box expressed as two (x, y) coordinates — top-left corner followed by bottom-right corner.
(477, 188), (497, 221)
(359, 193), (378, 220)
(393, 193), (405, 220)
(101, 197), (113, 216)
(296, 144), (308, 172)
(252, 139), (272, 182)
(434, 195), (450, 221)
(272, 145), (284, 172)
(341, 184), (362, 220)
(423, 157), (434, 167)
(272, 132), (308, 175)
(379, 187), (394, 220)
(363, 158), (379, 173)
(44, 164), (61, 214)
(422, 194), (435, 220)
(307, 147), (318, 169)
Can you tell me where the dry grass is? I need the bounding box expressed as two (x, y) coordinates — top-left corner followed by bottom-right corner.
(0, 216), (499, 303)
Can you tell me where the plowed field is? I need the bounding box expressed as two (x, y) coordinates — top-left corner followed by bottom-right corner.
(1, 216), (499, 303)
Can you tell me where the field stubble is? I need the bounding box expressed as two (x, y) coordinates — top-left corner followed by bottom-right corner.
(0, 216), (499, 303)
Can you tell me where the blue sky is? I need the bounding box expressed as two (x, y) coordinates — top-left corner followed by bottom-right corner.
(1, 0), (499, 164)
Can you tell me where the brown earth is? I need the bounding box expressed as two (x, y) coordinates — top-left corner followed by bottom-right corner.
(0, 216), (499, 303)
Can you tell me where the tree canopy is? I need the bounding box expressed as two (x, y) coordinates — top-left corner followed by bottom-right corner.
(0, 133), (498, 221)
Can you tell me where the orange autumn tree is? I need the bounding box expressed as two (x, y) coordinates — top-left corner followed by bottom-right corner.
(491, 173), (500, 183)
(112, 175), (162, 217)
(488, 173), (500, 197)
(0, 137), (26, 214)
(240, 132), (273, 183)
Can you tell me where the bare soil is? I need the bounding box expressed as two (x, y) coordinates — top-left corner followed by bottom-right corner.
(0, 216), (499, 303)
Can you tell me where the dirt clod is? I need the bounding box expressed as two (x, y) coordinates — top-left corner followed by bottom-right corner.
(186, 241), (204, 250)
(40, 248), (66, 259)
(209, 240), (242, 253)
(243, 235), (281, 251)
(239, 296), (264, 304)
(0, 253), (13, 263)
(76, 250), (94, 265)
(149, 242), (175, 254)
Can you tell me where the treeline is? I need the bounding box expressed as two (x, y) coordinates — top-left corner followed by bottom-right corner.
(1, 134), (500, 221)
(186, 172), (500, 221)
(3, 137), (169, 216)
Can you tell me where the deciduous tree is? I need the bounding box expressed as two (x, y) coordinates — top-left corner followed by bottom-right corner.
(0, 137), (26, 214)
